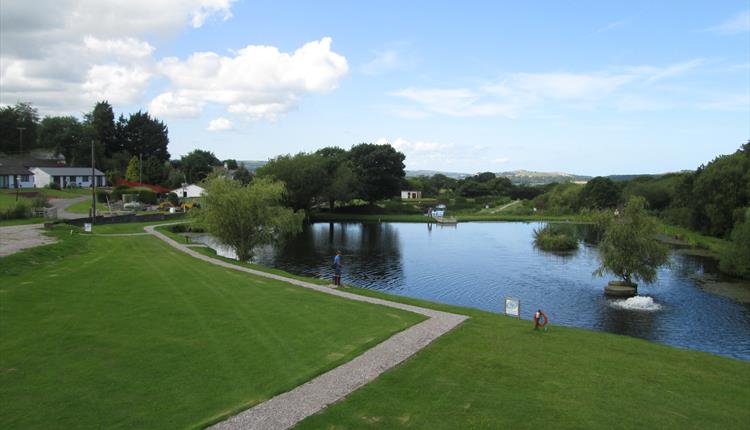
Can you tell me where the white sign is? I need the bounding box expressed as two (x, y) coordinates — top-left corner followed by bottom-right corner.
(504, 297), (520, 318)
(84, 223), (92, 233)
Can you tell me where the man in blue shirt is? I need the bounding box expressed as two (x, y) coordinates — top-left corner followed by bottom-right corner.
(333, 250), (343, 286)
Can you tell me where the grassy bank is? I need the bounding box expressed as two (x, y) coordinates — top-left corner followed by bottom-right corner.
(0, 226), (423, 429)
(296, 287), (750, 429)
(657, 222), (730, 255)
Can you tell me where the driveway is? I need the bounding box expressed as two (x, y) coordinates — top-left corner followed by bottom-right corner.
(0, 224), (56, 257)
(49, 195), (89, 220)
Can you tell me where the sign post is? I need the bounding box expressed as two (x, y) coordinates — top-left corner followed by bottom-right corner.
(504, 297), (521, 318)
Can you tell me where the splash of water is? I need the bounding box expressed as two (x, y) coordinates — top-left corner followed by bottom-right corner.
(610, 296), (663, 311)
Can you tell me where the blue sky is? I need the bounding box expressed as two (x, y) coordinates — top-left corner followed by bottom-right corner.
(1, 1), (748, 174)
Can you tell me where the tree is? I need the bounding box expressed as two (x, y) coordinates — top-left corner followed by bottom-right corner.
(125, 156), (140, 182)
(142, 156), (168, 185)
(719, 214), (750, 279)
(38, 116), (83, 163)
(0, 102), (40, 155)
(233, 164), (253, 185)
(594, 196), (669, 286)
(86, 101), (116, 155)
(315, 146), (353, 209)
(578, 176), (620, 210)
(181, 149), (221, 183)
(349, 143), (406, 203)
(256, 152), (328, 211)
(223, 159), (239, 170)
(199, 177), (304, 261)
(119, 111), (170, 162)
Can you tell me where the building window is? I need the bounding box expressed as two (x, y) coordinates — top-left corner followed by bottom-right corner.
(69, 176), (76, 182)
(21, 175), (30, 182)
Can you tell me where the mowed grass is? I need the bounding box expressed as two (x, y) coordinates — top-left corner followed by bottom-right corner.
(296, 289), (750, 430)
(0, 227), (424, 429)
(66, 199), (107, 214)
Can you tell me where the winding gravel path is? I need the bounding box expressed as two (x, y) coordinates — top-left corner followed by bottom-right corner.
(0, 224), (56, 257)
(144, 224), (468, 430)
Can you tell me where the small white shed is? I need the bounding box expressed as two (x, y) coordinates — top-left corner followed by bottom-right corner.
(171, 184), (206, 199)
(401, 190), (422, 200)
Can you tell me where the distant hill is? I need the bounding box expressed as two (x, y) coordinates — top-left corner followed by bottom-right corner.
(405, 170), (472, 179)
(496, 170), (591, 185)
(238, 160), (267, 172)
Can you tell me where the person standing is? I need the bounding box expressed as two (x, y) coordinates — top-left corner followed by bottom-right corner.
(333, 250), (343, 286)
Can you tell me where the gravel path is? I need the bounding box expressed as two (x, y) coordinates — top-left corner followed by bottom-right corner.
(50, 195), (89, 220)
(0, 224), (56, 257)
(144, 224), (468, 430)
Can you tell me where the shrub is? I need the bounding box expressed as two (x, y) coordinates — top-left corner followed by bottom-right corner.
(169, 224), (206, 234)
(167, 192), (179, 206)
(719, 216), (750, 279)
(137, 190), (157, 205)
(45, 182), (61, 190)
(30, 194), (51, 209)
(111, 185), (131, 201)
(96, 190), (110, 203)
(1, 202), (31, 220)
(533, 223), (579, 252)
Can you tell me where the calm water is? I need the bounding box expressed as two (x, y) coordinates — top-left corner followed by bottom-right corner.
(199, 222), (750, 361)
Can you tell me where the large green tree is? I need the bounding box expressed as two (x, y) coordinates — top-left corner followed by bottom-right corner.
(181, 149), (221, 183)
(578, 176), (620, 210)
(86, 101), (117, 155)
(594, 196), (669, 286)
(0, 102), (40, 155)
(719, 211), (750, 279)
(315, 146), (353, 209)
(256, 152), (328, 211)
(349, 143), (406, 203)
(199, 177), (304, 261)
(118, 111), (170, 162)
(38, 116), (83, 163)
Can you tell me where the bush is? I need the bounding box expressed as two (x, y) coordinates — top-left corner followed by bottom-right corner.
(719, 216), (750, 279)
(30, 194), (51, 209)
(111, 185), (131, 201)
(167, 192), (179, 206)
(169, 224), (206, 234)
(96, 190), (110, 203)
(137, 190), (157, 205)
(45, 182), (61, 190)
(1, 202), (31, 220)
(533, 223), (579, 252)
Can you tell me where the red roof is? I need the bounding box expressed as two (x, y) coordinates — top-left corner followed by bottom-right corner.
(115, 179), (171, 193)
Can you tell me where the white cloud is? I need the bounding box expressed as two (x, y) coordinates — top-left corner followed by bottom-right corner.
(207, 117), (233, 131)
(0, 0), (236, 114)
(151, 37), (348, 120)
(149, 92), (203, 118)
(707, 10), (750, 35)
(391, 59), (708, 118)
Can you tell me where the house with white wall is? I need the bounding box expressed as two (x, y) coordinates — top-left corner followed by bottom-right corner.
(171, 184), (206, 199)
(0, 165), (34, 189)
(30, 167), (106, 188)
(401, 190), (422, 199)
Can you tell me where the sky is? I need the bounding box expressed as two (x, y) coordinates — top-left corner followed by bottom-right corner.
(1, 0), (748, 175)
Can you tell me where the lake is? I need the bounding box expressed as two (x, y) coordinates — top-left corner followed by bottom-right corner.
(196, 221), (750, 361)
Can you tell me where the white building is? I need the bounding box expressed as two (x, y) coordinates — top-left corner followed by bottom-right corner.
(171, 184), (206, 199)
(0, 165), (34, 189)
(30, 167), (106, 188)
(401, 190), (422, 199)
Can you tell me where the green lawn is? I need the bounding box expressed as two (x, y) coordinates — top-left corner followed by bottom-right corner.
(0, 226), (424, 429)
(65, 199), (107, 214)
(84, 217), (186, 234)
(296, 289), (750, 429)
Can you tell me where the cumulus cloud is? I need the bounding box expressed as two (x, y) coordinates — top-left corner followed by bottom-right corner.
(150, 37), (348, 120)
(390, 59), (708, 118)
(0, 0), (236, 114)
(207, 117), (233, 131)
(707, 10), (750, 35)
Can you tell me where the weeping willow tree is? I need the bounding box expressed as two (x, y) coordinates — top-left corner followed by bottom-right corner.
(594, 196), (669, 286)
(198, 176), (303, 262)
